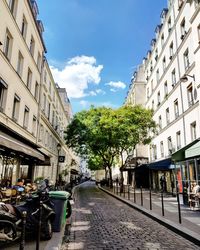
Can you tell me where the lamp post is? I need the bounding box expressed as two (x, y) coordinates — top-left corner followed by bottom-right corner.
(56, 143), (61, 184)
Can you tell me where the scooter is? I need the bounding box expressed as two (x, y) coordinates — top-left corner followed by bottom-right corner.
(0, 181), (55, 244)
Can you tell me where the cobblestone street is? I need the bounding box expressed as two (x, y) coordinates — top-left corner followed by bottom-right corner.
(61, 182), (200, 250)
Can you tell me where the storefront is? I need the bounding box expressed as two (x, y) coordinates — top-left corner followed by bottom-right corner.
(0, 130), (45, 186)
(172, 138), (200, 204)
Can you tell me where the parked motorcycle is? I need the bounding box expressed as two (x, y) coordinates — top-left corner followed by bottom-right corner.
(0, 180), (55, 244)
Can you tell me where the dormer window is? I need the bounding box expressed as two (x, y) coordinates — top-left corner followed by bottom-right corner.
(37, 20), (44, 35)
(155, 24), (162, 39)
(160, 8), (168, 24)
(30, 0), (39, 18)
(151, 39), (156, 50)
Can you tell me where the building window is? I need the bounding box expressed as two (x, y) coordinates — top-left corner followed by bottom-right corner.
(23, 106), (29, 129)
(168, 17), (172, 33)
(43, 94), (46, 112)
(152, 100), (154, 111)
(156, 69), (160, 82)
(176, 131), (181, 150)
(29, 36), (35, 57)
(178, 0), (184, 10)
(160, 141), (164, 157)
(191, 122), (197, 141)
(169, 42), (173, 59)
(161, 34), (164, 47)
(187, 83), (194, 107)
(12, 94), (20, 121)
(166, 108), (170, 125)
(34, 81), (39, 101)
(52, 110), (55, 126)
(174, 99), (179, 119)
(197, 24), (200, 42)
(37, 52), (42, 72)
(155, 49), (158, 61)
(157, 91), (161, 106)
(17, 51), (23, 77)
(27, 68), (32, 90)
(152, 145), (157, 160)
(180, 18), (186, 40)
(21, 15), (27, 40)
(4, 29), (13, 61)
(44, 70), (47, 83)
(147, 87), (150, 99)
(9, 0), (17, 17)
(39, 124), (44, 142)
(164, 81), (168, 96)
(151, 80), (154, 92)
(162, 57), (166, 72)
(0, 78), (8, 112)
(32, 115), (37, 136)
(171, 69), (176, 86)
(183, 48), (190, 70)
(158, 115), (162, 130)
(167, 136), (173, 155)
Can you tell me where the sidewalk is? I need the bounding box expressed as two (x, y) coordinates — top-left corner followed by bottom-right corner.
(100, 186), (200, 246)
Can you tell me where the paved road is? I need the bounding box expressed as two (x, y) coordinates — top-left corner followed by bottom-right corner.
(62, 182), (199, 250)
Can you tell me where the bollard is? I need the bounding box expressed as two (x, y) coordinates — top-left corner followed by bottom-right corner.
(176, 188), (182, 224)
(149, 187), (152, 210)
(36, 201), (43, 250)
(128, 184), (130, 200)
(134, 184), (136, 203)
(117, 183), (119, 195)
(19, 211), (27, 250)
(124, 186), (126, 198)
(140, 186), (143, 206)
(161, 190), (164, 216)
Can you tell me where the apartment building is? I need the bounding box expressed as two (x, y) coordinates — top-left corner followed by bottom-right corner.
(126, 0), (200, 193)
(0, 0), (78, 185)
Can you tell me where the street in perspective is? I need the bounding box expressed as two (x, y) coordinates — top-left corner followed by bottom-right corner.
(1, 0), (200, 249)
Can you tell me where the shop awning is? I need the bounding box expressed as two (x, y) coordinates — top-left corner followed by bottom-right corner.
(148, 158), (173, 170)
(0, 131), (45, 161)
(172, 138), (200, 162)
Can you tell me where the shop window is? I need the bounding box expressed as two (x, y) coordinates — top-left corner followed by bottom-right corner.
(12, 94), (20, 121)
(23, 106), (29, 129)
(0, 78), (8, 112)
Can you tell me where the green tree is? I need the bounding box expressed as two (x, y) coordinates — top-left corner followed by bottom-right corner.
(65, 105), (156, 188)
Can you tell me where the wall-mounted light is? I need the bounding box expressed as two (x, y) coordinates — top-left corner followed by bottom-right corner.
(180, 74), (195, 82)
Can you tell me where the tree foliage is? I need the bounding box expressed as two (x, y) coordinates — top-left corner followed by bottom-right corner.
(65, 105), (156, 185)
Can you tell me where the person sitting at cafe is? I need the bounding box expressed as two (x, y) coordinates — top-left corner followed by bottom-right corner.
(16, 178), (24, 187)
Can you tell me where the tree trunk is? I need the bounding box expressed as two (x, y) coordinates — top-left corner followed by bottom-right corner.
(120, 169), (124, 193)
(108, 167), (113, 188)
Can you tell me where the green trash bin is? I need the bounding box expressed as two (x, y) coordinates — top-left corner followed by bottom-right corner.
(49, 191), (71, 232)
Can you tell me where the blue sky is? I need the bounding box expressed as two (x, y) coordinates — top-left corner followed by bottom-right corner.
(37, 0), (166, 113)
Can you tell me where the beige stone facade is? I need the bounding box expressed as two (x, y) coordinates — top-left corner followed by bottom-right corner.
(0, 0), (79, 186)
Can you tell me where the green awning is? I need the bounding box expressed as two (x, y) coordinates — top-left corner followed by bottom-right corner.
(172, 138), (200, 162)
(185, 141), (200, 159)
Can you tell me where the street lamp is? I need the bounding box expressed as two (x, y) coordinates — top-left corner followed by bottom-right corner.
(56, 143), (61, 184)
(180, 74), (195, 82)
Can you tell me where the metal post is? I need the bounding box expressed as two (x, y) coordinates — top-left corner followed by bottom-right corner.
(113, 183), (115, 194)
(149, 187), (152, 210)
(117, 183), (119, 195)
(36, 201), (43, 250)
(128, 184), (130, 200)
(176, 187), (182, 224)
(19, 211), (27, 250)
(124, 185), (126, 198)
(161, 190), (164, 216)
(140, 186), (143, 206)
(134, 184), (136, 203)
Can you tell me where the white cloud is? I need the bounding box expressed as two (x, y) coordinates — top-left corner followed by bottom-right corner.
(106, 81), (126, 89)
(110, 88), (117, 92)
(96, 89), (106, 95)
(88, 89), (106, 96)
(80, 100), (89, 107)
(50, 56), (103, 98)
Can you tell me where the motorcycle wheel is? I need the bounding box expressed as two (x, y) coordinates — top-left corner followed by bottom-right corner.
(41, 219), (53, 240)
(66, 200), (72, 219)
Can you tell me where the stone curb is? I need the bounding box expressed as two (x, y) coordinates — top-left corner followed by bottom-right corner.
(99, 186), (200, 247)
